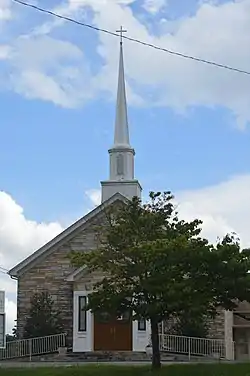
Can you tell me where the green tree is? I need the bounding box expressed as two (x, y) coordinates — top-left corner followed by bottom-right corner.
(6, 334), (15, 342)
(5, 320), (18, 342)
(172, 313), (209, 338)
(23, 291), (64, 339)
(70, 192), (250, 370)
(12, 319), (17, 338)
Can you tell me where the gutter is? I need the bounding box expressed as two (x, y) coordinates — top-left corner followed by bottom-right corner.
(9, 273), (18, 281)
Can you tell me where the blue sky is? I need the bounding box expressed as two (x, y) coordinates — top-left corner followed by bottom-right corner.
(1, 0), (250, 332)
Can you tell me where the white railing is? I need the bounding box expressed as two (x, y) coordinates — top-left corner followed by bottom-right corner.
(0, 333), (66, 361)
(159, 334), (226, 359)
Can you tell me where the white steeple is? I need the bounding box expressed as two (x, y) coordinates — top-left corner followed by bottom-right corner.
(114, 39), (130, 147)
(101, 27), (142, 203)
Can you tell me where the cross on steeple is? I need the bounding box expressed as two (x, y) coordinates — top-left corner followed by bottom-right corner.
(116, 26), (127, 45)
(101, 24), (142, 203)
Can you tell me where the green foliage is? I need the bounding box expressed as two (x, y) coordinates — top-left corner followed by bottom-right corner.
(171, 314), (209, 339)
(23, 291), (64, 339)
(166, 313), (210, 356)
(69, 192), (250, 369)
(5, 320), (17, 342)
(12, 319), (17, 338)
(5, 334), (16, 342)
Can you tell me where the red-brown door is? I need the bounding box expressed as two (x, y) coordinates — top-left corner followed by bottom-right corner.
(94, 311), (132, 351)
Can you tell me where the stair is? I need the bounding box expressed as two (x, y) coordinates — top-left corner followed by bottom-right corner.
(58, 351), (176, 362)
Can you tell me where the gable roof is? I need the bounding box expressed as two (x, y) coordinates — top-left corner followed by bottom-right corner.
(8, 192), (128, 278)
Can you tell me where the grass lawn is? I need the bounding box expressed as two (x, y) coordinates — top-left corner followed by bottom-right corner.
(1, 364), (250, 376)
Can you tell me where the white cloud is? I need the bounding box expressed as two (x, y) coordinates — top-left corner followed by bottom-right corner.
(85, 189), (102, 206)
(5, 298), (16, 334)
(38, 0), (250, 127)
(0, 277), (19, 334)
(0, 0), (12, 21)
(0, 191), (63, 334)
(7, 35), (94, 107)
(142, 0), (166, 14)
(0, 191), (63, 269)
(0, 45), (10, 60)
(87, 174), (250, 249)
(2, 0), (250, 126)
(83, 0), (250, 128)
(176, 174), (250, 248)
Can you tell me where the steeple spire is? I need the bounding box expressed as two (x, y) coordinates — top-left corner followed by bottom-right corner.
(100, 27), (142, 203)
(114, 26), (130, 147)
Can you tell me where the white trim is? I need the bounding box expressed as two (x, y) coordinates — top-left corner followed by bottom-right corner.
(9, 193), (128, 277)
(0, 291), (5, 313)
(0, 313), (6, 349)
(73, 291), (93, 352)
(101, 179), (142, 190)
(72, 288), (150, 352)
(66, 266), (89, 282)
(224, 310), (234, 360)
(0, 291), (6, 349)
(133, 318), (150, 351)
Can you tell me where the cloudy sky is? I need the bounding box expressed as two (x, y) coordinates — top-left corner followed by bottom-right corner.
(1, 0), (250, 334)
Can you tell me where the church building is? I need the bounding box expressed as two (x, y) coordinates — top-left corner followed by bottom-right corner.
(8, 37), (150, 352)
(8, 35), (250, 360)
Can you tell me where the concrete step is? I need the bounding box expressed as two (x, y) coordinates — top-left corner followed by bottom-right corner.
(61, 351), (176, 362)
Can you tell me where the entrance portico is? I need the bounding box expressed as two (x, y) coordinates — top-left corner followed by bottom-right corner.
(67, 268), (151, 353)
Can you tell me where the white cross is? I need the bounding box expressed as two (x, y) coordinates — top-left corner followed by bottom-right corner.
(116, 26), (127, 45)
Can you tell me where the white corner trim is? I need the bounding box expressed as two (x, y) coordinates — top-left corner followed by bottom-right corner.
(66, 266), (89, 282)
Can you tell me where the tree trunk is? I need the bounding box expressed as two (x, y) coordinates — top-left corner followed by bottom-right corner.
(150, 318), (161, 370)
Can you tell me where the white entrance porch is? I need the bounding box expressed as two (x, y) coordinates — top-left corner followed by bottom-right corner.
(66, 268), (151, 352)
(72, 290), (151, 352)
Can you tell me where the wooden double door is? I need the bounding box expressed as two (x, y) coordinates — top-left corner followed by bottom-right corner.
(94, 311), (132, 351)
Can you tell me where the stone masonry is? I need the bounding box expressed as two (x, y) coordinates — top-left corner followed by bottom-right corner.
(16, 206), (109, 346)
(207, 309), (225, 340)
(161, 309), (225, 341)
(16, 197), (226, 346)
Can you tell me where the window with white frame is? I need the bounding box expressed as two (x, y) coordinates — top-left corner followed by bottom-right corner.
(138, 318), (146, 331)
(78, 296), (87, 332)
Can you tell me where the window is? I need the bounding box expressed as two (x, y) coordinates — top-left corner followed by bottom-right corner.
(117, 154), (124, 176)
(78, 296), (87, 332)
(138, 318), (146, 331)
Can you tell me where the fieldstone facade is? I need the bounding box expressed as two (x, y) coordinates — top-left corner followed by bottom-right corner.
(207, 310), (225, 340)
(15, 196), (226, 347)
(160, 310), (225, 340)
(16, 207), (108, 345)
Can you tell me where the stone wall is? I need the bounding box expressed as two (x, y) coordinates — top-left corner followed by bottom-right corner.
(74, 270), (106, 292)
(207, 309), (225, 340)
(161, 309), (225, 340)
(16, 208), (108, 345)
(16, 197), (227, 346)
